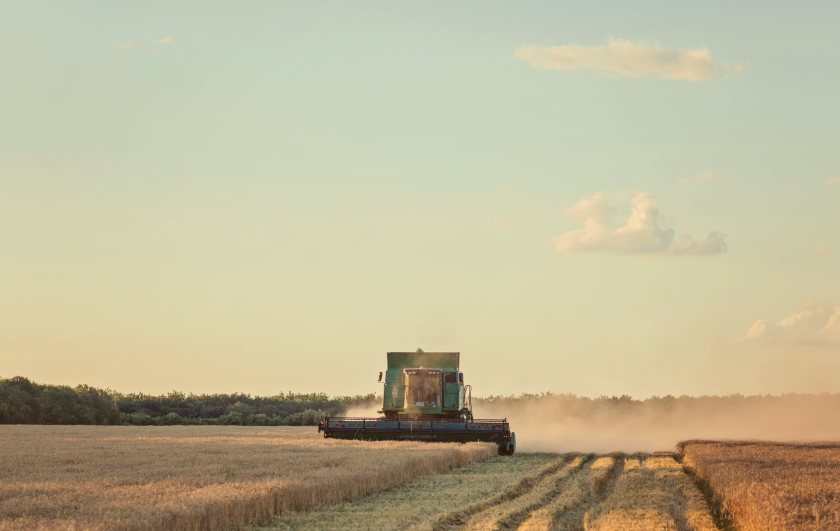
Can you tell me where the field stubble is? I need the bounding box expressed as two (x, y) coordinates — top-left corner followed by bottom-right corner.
(269, 452), (718, 531)
(268, 453), (560, 530)
(583, 455), (717, 531)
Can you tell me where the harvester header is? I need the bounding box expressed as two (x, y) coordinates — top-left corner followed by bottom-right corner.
(318, 350), (516, 455)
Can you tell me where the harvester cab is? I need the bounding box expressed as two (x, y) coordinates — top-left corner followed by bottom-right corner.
(318, 351), (516, 455)
(380, 352), (472, 420)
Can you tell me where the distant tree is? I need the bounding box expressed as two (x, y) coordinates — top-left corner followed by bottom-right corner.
(0, 377), (120, 425)
(0, 376), (375, 426)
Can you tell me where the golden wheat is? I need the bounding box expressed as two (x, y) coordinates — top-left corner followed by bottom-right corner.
(681, 441), (840, 531)
(0, 425), (494, 531)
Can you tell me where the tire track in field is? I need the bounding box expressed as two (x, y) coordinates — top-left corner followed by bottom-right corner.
(583, 455), (679, 530)
(268, 452), (716, 531)
(556, 454), (624, 531)
(462, 455), (588, 530)
(517, 454), (624, 531)
(430, 456), (572, 531)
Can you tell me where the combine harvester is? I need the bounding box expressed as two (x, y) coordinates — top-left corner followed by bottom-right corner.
(319, 351), (516, 455)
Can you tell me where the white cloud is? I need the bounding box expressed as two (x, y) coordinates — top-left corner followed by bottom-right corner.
(553, 192), (726, 255)
(515, 38), (743, 81)
(827, 178), (840, 186)
(677, 170), (717, 188)
(746, 305), (840, 347)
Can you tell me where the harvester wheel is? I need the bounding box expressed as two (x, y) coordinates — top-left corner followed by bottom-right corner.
(498, 432), (516, 455)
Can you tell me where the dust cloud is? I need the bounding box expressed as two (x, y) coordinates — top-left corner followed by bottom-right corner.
(338, 394), (840, 453)
(474, 394), (840, 453)
(343, 403), (382, 418)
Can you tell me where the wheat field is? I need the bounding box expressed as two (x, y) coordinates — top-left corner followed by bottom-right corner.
(0, 426), (494, 530)
(8, 426), (837, 531)
(681, 441), (840, 530)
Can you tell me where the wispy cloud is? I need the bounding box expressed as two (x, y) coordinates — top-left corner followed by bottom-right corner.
(153, 36), (175, 47)
(495, 216), (509, 234)
(827, 178), (840, 186)
(677, 170), (717, 188)
(746, 304), (840, 347)
(815, 243), (830, 257)
(515, 38), (743, 81)
(553, 192), (726, 255)
(112, 40), (139, 51)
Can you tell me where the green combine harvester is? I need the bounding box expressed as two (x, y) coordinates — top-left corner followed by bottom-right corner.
(318, 351), (516, 455)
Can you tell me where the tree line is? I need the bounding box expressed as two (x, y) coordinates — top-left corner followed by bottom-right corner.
(9, 377), (835, 428)
(0, 376), (375, 426)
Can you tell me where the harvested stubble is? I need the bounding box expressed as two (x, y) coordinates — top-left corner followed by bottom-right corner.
(583, 455), (717, 531)
(430, 455), (573, 530)
(681, 441), (840, 530)
(519, 455), (618, 531)
(463, 455), (584, 530)
(0, 425), (495, 531)
(267, 451), (718, 531)
(264, 454), (559, 530)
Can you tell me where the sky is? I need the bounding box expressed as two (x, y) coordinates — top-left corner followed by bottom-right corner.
(2, 1), (839, 397)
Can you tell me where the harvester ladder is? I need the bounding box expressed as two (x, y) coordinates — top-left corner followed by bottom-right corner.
(465, 385), (472, 412)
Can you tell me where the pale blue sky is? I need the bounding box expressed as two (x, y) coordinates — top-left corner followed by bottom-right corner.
(2, 1), (839, 396)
